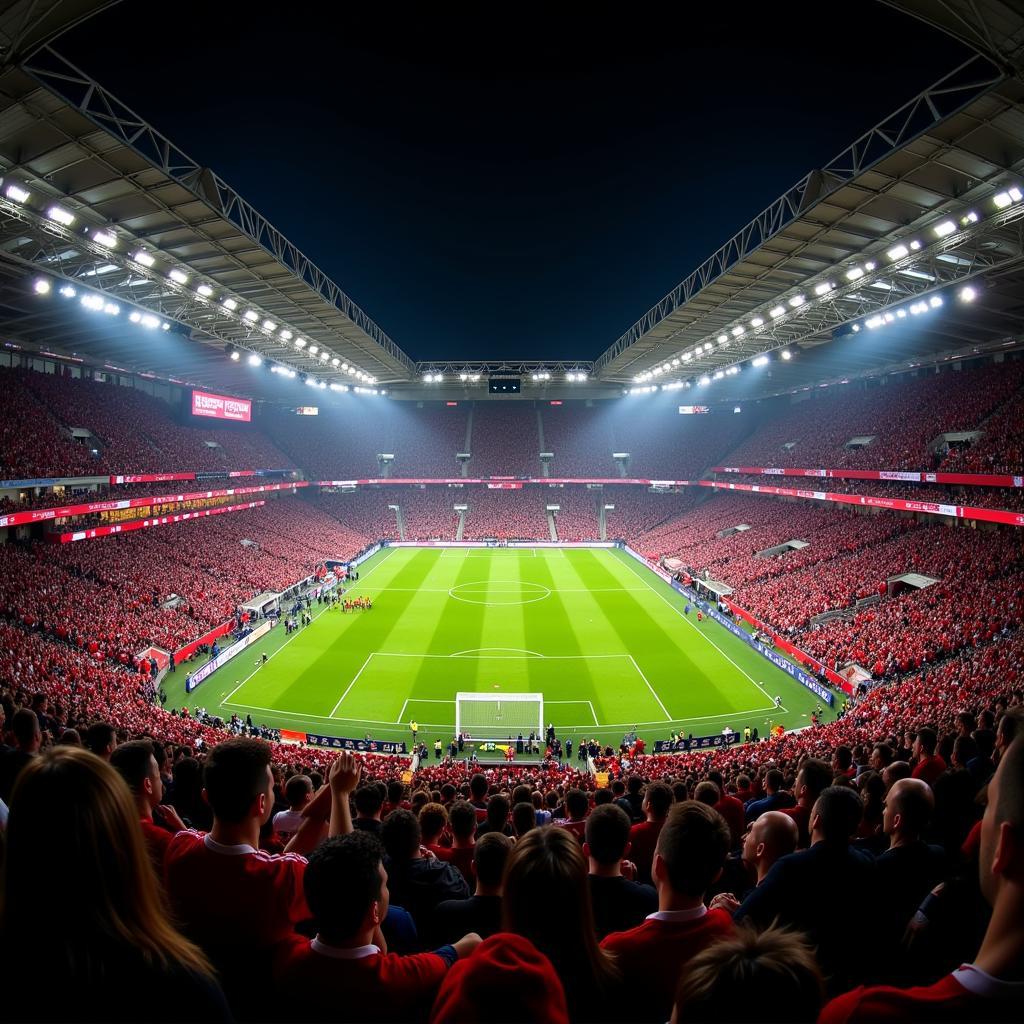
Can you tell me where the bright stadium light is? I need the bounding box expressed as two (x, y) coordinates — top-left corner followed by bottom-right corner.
(141, 314), (160, 329)
(222, 297), (238, 310)
(133, 250), (155, 267)
(243, 310), (259, 322)
(933, 219), (956, 238)
(332, 357), (340, 366)
(713, 369), (724, 380)
(263, 319), (276, 332)
(308, 345), (319, 355)
(959, 285), (977, 302)
(47, 205), (75, 226)
(168, 268), (188, 285)
(769, 305), (785, 318)
(788, 294), (805, 308)
(750, 316), (764, 327)
(197, 284), (214, 298)
(813, 282), (833, 296)
(279, 329), (292, 340)
(5, 183), (30, 203)
(296, 338), (307, 348)
(59, 284), (76, 298)
(887, 244), (909, 261)
(92, 229), (117, 249)
(929, 295), (943, 308)
(248, 353), (263, 367)
(993, 187), (1022, 209)
(780, 349), (792, 360)
(845, 267), (863, 281)
(731, 325), (744, 337)
(703, 342), (713, 352)
(230, 350), (240, 361)
(33, 278), (50, 294)
(752, 355), (769, 367)
(699, 375), (711, 386)
(82, 294), (106, 311)
(717, 334), (728, 344)
(102, 302), (119, 316)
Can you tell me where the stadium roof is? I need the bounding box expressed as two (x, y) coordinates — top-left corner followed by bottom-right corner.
(1, 2), (1024, 403)
(0, 45), (417, 390)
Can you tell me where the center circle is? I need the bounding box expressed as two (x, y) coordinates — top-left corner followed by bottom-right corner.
(448, 580), (552, 606)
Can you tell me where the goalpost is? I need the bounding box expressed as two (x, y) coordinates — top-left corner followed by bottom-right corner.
(455, 692), (544, 741)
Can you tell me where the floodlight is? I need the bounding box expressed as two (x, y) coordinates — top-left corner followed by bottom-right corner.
(161, 322), (170, 331)
(332, 357), (340, 366)
(780, 349), (792, 360)
(248, 354), (263, 367)
(59, 285), (76, 298)
(308, 345), (319, 355)
(279, 329), (292, 340)
(296, 338), (307, 348)
(92, 230), (117, 248)
(47, 205), (75, 226)
(134, 250), (156, 267)
(197, 284), (214, 298)
(33, 278), (50, 294)
(102, 302), (119, 315)
(169, 269), (188, 285)
(769, 305), (785, 318)
(731, 325), (744, 336)
(896, 309), (907, 318)
(994, 191), (1015, 209)
(752, 355), (769, 367)
(717, 334), (728, 344)
(929, 295), (943, 308)
(750, 317), (764, 327)
(909, 240), (922, 250)
(845, 267), (863, 281)
(222, 297), (238, 310)
(263, 320), (276, 332)
(129, 311), (141, 323)
(141, 314), (160, 329)
(230, 350), (240, 361)
(813, 282), (833, 296)
(699, 375), (711, 386)
(962, 211), (979, 225)
(243, 310), (258, 322)
(713, 370), (724, 379)
(788, 294), (805, 308)
(851, 323), (860, 332)
(865, 261), (876, 271)
(5, 184), (30, 203)
(959, 285), (977, 302)
(703, 342), (713, 352)
(886, 244), (909, 261)
(320, 351), (329, 361)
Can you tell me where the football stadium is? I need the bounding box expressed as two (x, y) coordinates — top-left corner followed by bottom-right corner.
(0, 2), (1023, 1021)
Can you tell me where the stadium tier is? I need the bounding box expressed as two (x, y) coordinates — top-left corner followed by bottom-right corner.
(5, 7), (1024, 1017)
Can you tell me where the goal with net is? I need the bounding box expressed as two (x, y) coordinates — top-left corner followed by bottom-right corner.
(455, 692), (544, 741)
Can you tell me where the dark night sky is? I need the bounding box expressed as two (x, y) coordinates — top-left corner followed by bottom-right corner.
(55, 2), (971, 363)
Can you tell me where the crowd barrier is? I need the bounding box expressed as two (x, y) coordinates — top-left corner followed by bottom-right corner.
(184, 619), (274, 693)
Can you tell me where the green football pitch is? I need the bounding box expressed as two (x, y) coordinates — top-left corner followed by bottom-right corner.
(162, 547), (831, 748)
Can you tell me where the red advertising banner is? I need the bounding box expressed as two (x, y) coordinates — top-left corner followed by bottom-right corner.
(701, 480), (1024, 528)
(110, 472), (196, 484)
(486, 482), (523, 489)
(173, 619), (237, 666)
(712, 466), (1024, 489)
(49, 499), (266, 544)
(0, 482), (308, 529)
(190, 389), (252, 422)
(316, 478), (693, 487)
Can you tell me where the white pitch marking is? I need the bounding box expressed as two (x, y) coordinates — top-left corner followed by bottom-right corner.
(627, 655), (672, 721)
(619, 554), (788, 710)
(329, 654), (373, 717)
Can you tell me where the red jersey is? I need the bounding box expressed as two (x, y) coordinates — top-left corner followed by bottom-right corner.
(780, 803), (812, 849)
(820, 966), (1024, 1023)
(557, 818), (587, 842)
(275, 935), (449, 1023)
(714, 796), (746, 848)
(911, 754), (947, 787)
(164, 830), (309, 954)
(445, 845), (476, 885)
(601, 907), (735, 1022)
(139, 816), (174, 869)
(628, 819), (664, 883)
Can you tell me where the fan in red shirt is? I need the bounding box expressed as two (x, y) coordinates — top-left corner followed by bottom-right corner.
(821, 733), (1024, 1023)
(275, 831), (480, 1022)
(628, 782), (673, 884)
(910, 727), (948, 788)
(602, 800), (735, 1022)
(110, 738), (186, 872)
(556, 788), (590, 842)
(780, 758), (833, 849)
(164, 739), (360, 1017)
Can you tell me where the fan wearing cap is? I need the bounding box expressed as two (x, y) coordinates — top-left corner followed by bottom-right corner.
(429, 932), (569, 1024)
(275, 832), (481, 1022)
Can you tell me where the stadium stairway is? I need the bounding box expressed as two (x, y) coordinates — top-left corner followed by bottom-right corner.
(547, 509), (557, 540)
(462, 407), (473, 478)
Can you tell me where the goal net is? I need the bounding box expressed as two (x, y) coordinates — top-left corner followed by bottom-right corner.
(455, 692), (544, 741)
